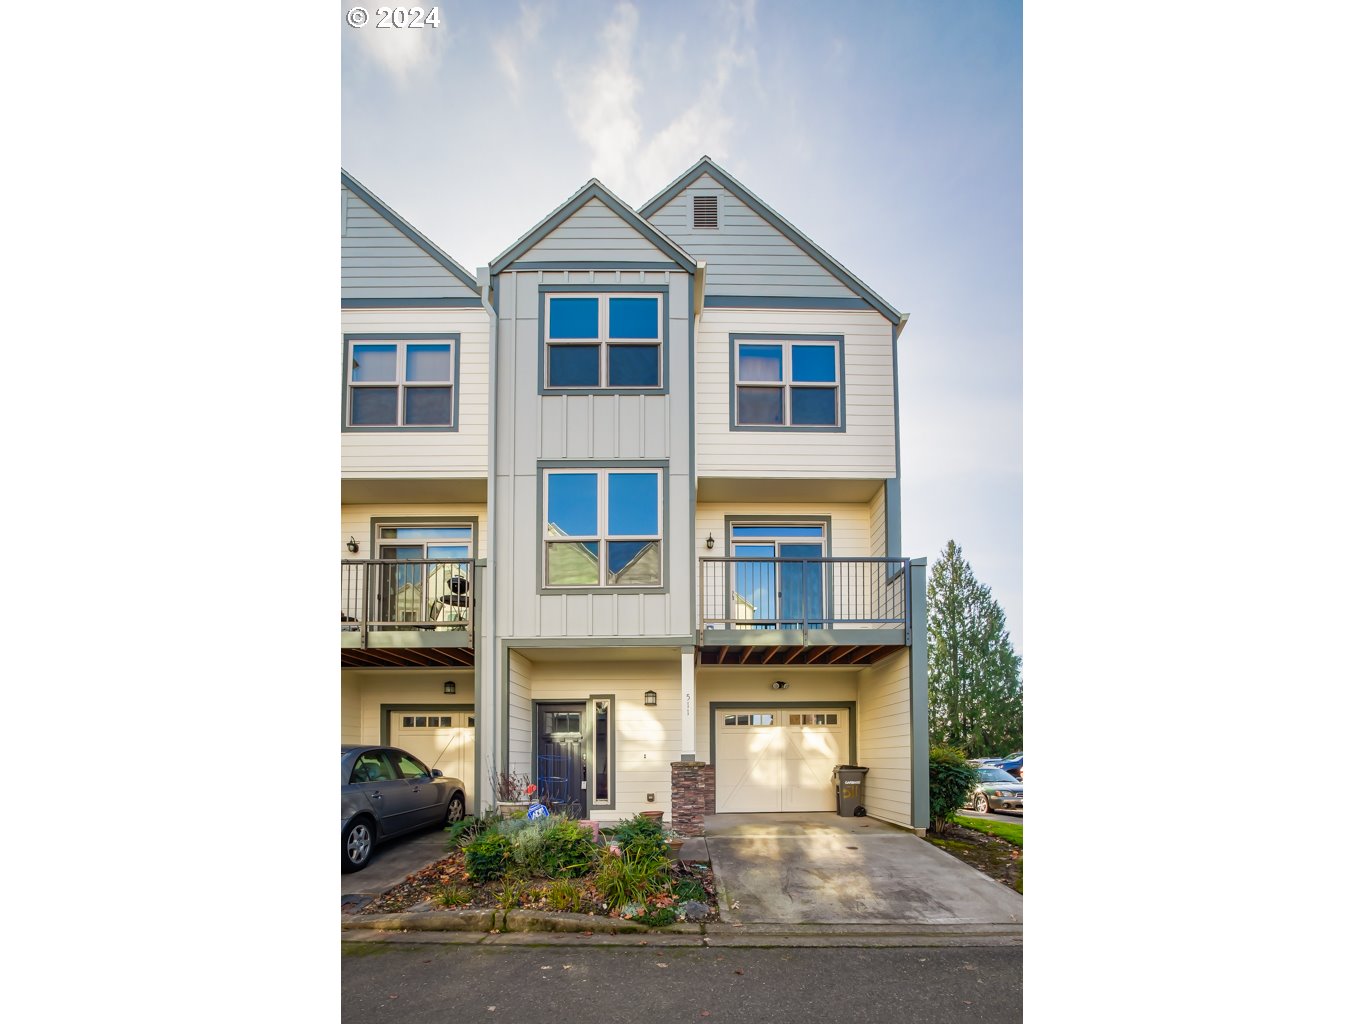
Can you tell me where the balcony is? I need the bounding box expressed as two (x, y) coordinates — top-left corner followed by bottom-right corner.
(698, 556), (909, 666)
(341, 559), (475, 668)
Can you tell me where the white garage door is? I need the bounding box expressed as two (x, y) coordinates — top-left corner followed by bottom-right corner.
(389, 711), (475, 791)
(715, 708), (849, 813)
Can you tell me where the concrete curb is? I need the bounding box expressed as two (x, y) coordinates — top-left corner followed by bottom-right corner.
(342, 913), (1022, 948)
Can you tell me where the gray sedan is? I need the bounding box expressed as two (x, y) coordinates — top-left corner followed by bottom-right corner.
(968, 765), (1023, 813)
(341, 745), (467, 873)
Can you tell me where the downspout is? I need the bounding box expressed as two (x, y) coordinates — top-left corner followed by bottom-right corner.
(478, 265), (498, 811)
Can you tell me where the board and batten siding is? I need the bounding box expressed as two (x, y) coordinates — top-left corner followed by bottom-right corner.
(506, 658), (681, 821)
(645, 173), (856, 299)
(339, 503), (489, 560)
(341, 185), (479, 302)
(493, 268), (693, 641)
(340, 307), (489, 478)
(855, 649), (913, 828)
(695, 308), (897, 477)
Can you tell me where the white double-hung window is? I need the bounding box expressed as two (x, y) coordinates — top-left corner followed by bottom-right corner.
(346, 335), (457, 428)
(545, 294), (663, 390)
(732, 336), (842, 429)
(543, 469), (663, 588)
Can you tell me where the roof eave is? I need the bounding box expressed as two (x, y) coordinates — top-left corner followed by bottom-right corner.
(489, 179), (697, 276)
(638, 157), (903, 325)
(340, 168), (481, 293)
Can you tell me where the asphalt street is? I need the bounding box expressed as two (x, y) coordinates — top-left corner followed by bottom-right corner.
(341, 943), (1023, 1023)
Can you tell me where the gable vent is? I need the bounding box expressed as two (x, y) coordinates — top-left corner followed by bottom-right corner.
(692, 194), (719, 229)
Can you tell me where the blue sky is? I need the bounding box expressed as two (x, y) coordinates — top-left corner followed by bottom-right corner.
(341, 0), (1022, 652)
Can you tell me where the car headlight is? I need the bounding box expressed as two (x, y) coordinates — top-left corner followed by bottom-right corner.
(991, 790), (1006, 797)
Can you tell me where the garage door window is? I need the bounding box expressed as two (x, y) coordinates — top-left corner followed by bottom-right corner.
(722, 713), (775, 726)
(789, 713), (837, 725)
(401, 715), (454, 728)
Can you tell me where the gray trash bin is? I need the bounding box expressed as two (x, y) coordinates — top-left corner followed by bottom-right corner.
(832, 765), (869, 816)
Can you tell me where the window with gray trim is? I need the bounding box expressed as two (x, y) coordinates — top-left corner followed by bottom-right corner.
(545, 294), (662, 389)
(543, 469), (662, 588)
(347, 338), (456, 427)
(733, 338), (841, 427)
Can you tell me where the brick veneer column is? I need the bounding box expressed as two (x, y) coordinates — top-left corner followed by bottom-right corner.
(670, 762), (715, 836)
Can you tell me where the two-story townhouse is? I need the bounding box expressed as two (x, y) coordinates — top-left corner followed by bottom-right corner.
(340, 158), (929, 839)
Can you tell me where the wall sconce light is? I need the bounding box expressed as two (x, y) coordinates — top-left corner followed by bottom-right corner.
(706, 533), (715, 550)
(644, 690), (658, 706)
(346, 536), (359, 554)
(443, 680), (457, 695)
(772, 680), (789, 690)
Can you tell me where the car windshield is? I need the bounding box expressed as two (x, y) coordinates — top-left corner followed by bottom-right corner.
(976, 767), (1017, 783)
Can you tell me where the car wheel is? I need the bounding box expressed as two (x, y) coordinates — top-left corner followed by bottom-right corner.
(445, 792), (466, 825)
(974, 793), (989, 813)
(342, 818), (375, 873)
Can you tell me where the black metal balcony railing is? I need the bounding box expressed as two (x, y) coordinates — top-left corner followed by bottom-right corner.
(341, 559), (474, 639)
(699, 556), (908, 636)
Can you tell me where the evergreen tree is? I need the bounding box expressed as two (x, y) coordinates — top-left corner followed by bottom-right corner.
(926, 540), (1022, 757)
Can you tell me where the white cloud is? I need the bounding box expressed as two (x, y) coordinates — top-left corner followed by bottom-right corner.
(493, 2), (546, 93)
(557, 0), (757, 202)
(343, 2), (447, 88)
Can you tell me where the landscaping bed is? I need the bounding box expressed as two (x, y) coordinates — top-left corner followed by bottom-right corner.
(924, 816), (1023, 894)
(356, 811), (720, 927)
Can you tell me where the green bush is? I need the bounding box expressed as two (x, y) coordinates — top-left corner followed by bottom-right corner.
(608, 813), (669, 860)
(464, 829), (513, 882)
(636, 905), (678, 927)
(539, 818), (597, 877)
(594, 848), (670, 910)
(447, 807), (497, 850)
(928, 745), (978, 833)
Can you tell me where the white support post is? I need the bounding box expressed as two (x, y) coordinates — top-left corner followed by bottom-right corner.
(680, 645), (696, 760)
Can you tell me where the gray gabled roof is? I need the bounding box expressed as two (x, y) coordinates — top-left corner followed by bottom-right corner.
(490, 178), (697, 275)
(341, 168), (482, 293)
(638, 156), (902, 324)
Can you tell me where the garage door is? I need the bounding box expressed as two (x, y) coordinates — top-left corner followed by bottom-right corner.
(389, 711), (475, 791)
(715, 708), (849, 813)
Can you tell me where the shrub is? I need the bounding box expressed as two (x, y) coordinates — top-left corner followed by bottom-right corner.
(539, 818), (597, 877)
(447, 808), (498, 850)
(608, 813), (669, 860)
(595, 848), (670, 910)
(928, 745), (978, 833)
(464, 830), (513, 882)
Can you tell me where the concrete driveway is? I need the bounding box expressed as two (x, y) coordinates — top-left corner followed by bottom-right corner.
(342, 826), (450, 911)
(701, 813), (1022, 927)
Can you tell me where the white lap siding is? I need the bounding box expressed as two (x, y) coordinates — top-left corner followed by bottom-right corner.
(855, 649), (913, 827)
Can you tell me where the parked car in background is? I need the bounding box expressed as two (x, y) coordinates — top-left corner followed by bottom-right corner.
(1000, 751), (1023, 780)
(341, 745), (467, 873)
(967, 765), (1023, 813)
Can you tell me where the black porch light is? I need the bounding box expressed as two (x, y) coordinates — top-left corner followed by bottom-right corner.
(643, 690), (658, 706)
(443, 680), (457, 695)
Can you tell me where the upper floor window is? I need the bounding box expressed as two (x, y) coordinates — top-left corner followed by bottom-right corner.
(545, 293), (663, 391)
(731, 335), (843, 430)
(345, 335), (457, 429)
(543, 468), (663, 588)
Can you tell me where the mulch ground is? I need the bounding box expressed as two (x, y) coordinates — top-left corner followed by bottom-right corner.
(358, 850), (721, 922)
(924, 823), (1023, 894)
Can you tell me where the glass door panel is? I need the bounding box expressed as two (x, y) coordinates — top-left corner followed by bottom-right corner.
(779, 542), (825, 628)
